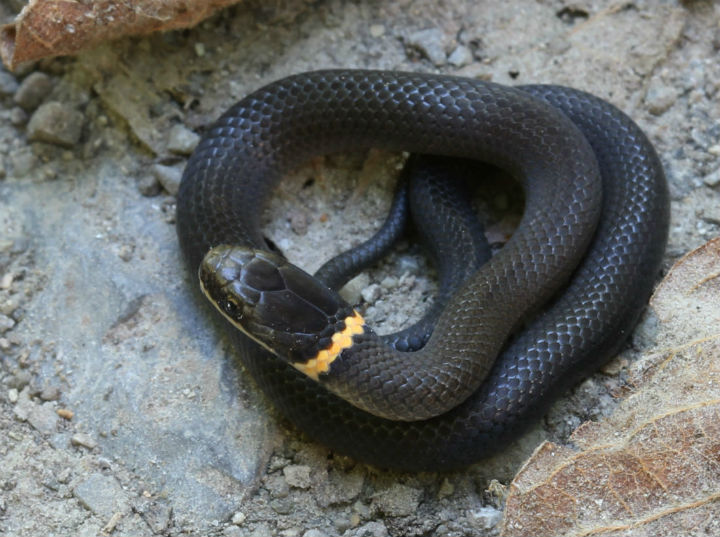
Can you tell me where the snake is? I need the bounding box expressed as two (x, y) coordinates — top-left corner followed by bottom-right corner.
(176, 70), (669, 471)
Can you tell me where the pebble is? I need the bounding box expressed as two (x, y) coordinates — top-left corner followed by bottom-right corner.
(137, 174), (162, 197)
(283, 464), (312, 489)
(12, 388), (31, 420)
(7, 388), (18, 403)
(289, 210), (309, 235)
(152, 163), (183, 195)
(137, 500), (172, 533)
(10, 149), (37, 179)
(71, 432), (98, 450)
(231, 511), (247, 525)
(167, 124), (200, 155)
(437, 478), (454, 499)
(0, 313), (15, 333)
(407, 28), (447, 66)
(303, 529), (329, 537)
(466, 506), (503, 530)
(224, 526), (242, 537)
(369, 24), (385, 38)
(703, 168), (720, 188)
(0, 69), (18, 96)
(56, 408), (74, 420)
(27, 101), (84, 147)
(361, 283), (382, 303)
(343, 521), (389, 537)
(701, 205), (720, 225)
(270, 498), (292, 514)
(73, 473), (131, 518)
(14, 72), (52, 110)
(645, 85), (678, 115)
(371, 484), (422, 517)
(397, 255), (421, 274)
(9, 107), (28, 126)
(27, 402), (59, 435)
(448, 45), (473, 67)
(339, 273), (370, 305)
(249, 523), (273, 537)
(265, 473), (290, 498)
(40, 385), (60, 401)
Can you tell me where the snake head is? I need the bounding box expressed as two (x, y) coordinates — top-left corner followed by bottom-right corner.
(199, 245), (358, 368)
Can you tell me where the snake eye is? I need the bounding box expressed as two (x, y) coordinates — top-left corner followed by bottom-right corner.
(222, 299), (240, 317)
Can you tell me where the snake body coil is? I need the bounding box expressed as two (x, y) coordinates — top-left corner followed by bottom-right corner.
(177, 70), (669, 471)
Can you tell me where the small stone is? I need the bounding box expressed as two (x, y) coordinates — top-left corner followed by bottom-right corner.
(167, 124), (200, 155)
(249, 523), (273, 537)
(270, 498), (292, 514)
(645, 84), (678, 115)
(56, 408), (74, 420)
(344, 521), (389, 537)
(223, 527), (242, 537)
(0, 69), (18, 96)
(9, 149), (36, 177)
(27, 402), (59, 435)
(279, 529), (301, 537)
(194, 43), (206, 57)
(7, 388), (18, 403)
(369, 24), (385, 37)
(9, 370), (31, 391)
(14, 72), (52, 110)
(231, 511), (246, 525)
(71, 432), (98, 450)
(303, 530), (329, 537)
(703, 168), (720, 188)
(289, 210), (309, 235)
(74, 473), (130, 519)
(361, 283), (382, 303)
(27, 101), (84, 147)
(57, 468), (72, 483)
(407, 28), (448, 66)
(397, 255), (421, 274)
(0, 313), (15, 333)
(371, 484), (421, 517)
(40, 385), (61, 401)
(466, 506), (503, 530)
(9, 107), (28, 126)
(701, 203), (720, 225)
(438, 478), (454, 499)
(339, 273), (370, 305)
(151, 163), (183, 195)
(1, 273), (13, 290)
(283, 464), (311, 489)
(265, 474), (290, 498)
(137, 174), (162, 197)
(448, 45), (473, 67)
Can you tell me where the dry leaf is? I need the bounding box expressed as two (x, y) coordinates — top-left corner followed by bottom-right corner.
(0, 0), (240, 71)
(502, 238), (720, 537)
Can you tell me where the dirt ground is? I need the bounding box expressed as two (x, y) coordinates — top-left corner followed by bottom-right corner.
(1, 1), (719, 536)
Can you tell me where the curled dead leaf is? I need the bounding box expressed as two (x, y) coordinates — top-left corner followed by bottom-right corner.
(0, 0), (240, 71)
(501, 238), (720, 537)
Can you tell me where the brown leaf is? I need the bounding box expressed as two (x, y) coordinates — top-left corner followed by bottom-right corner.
(0, 0), (240, 71)
(501, 238), (720, 537)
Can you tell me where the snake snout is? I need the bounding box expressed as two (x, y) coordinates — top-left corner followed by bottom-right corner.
(199, 245), (357, 365)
